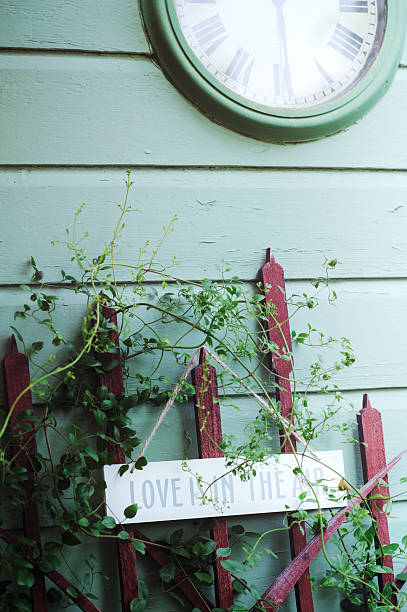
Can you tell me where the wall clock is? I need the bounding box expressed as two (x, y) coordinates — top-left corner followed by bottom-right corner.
(140, 0), (406, 142)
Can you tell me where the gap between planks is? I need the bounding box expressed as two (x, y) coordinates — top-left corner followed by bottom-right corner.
(2, 164), (407, 173)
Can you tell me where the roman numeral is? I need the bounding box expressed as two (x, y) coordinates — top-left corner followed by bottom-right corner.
(314, 59), (333, 84)
(340, 0), (368, 12)
(273, 62), (293, 97)
(225, 48), (254, 86)
(192, 14), (228, 55)
(329, 23), (363, 61)
(273, 64), (281, 96)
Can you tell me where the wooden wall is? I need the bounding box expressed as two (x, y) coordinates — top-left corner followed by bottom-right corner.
(1, 2), (407, 610)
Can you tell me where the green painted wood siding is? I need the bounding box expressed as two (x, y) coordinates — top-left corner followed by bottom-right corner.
(0, 3), (406, 611)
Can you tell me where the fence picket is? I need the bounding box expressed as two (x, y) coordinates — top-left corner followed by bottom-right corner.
(2, 271), (406, 612)
(192, 347), (234, 610)
(261, 250), (314, 612)
(357, 393), (397, 605)
(99, 306), (215, 611)
(98, 305), (139, 611)
(3, 335), (47, 611)
(259, 448), (407, 610)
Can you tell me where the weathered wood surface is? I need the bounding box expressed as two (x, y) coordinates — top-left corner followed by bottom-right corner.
(357, 394), (396, 601)
(1, 0), (407, 68)
(0, 0), (149, 53)
(97, 304), (139, 612)
(261, 251), (314, 612)
(260, 448), (407, 610)
(192, 347), (233, 610)
(2, 280), (407, 399)
(2, 168), (407, 283)
(3, 335), (47, 611)
(1, 55), (407, 167)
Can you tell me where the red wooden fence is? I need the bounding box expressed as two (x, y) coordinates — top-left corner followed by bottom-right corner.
(1, 251), (406, 611)
(261, 249), (314, 612)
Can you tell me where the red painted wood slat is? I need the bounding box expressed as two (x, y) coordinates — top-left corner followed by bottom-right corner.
(98, 304), (215, 611)
(259, 448), (407, 610)
(97, 304), (138, 612)
(357, 394), (397, 605)
(3, 335), (47, 612)
(261, 250), (314, 612)
(192, 347), (233, 610)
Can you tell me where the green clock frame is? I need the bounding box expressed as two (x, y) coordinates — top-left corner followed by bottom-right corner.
(140, 0), (407, 143)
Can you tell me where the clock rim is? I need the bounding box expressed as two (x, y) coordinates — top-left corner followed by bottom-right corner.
(140, 0), (406, 142)
(168, 0), (385, 117)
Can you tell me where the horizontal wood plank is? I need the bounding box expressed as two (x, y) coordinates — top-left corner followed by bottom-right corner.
(1, 0), (406, 69)
(1, 168), (407, 283)
(1, 281), (407, 398)
(0, 0), (149, 53)
(1, 54), (407, 167)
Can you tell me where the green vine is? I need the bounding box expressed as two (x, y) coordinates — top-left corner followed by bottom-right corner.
(1, 173), (406, 612)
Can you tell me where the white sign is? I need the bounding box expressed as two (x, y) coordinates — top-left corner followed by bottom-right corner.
(104, 451), (346, 524)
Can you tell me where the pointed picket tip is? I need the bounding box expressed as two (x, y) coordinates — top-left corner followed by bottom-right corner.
(362, 392), (372, 412)
(261, 248), (284, 284)
(199, 346), (207, 365)
(266, 247), (275, 264)
(10, 334), (18, 355)
(360, 393), (380, 418)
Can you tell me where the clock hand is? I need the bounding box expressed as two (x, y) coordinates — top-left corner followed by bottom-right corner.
(272, 0), (294, 97)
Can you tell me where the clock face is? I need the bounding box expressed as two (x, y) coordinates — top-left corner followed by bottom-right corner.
(173, 0), (386, 111)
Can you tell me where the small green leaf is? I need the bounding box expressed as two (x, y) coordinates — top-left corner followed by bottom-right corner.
(194, 571), (213, 585)
(200, 540), (216, 557)
(124, 503), (138, 519)
(134, 456), (148, 471)
(370, 564), (394, 574)
(66, 585), (79, 599)
(220, 559), (246, 574)
(119, 464), (129, 476)
(10, 326), (24, 344)
(131, 540), (146, 555)
(31, 341), (44, 352)
(101, 516), (116, 529)
(170, 546), (190, 559)
(232, 579), (246, 593)
(138, 579), (149, 599)
(117, 530), (130, 540)
(16, 568), (34, 588)
(375, 543), (399, 556)
(130, 600), (147, 612)
(84, 447), (99, 462)
(15, 558), (34, 569)
(216, 547), (231, 558)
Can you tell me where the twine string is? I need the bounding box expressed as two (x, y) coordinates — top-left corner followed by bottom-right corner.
(129, 345), (319, 472)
